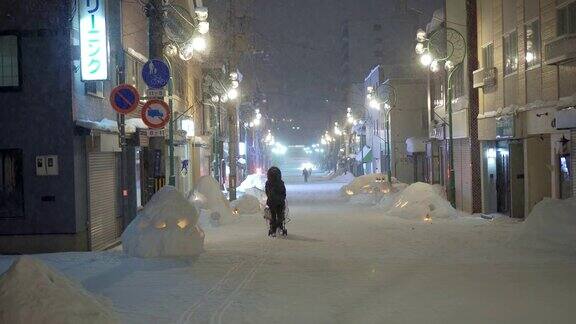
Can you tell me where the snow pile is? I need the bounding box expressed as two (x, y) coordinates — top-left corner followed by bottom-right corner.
(237, 173), (267, 192)
(244, 187), (267, 205)
(0, 256), (118, 324)
(348, 182), (409, 206)
(513, 197), (576, 252)
(231, 194), (263, 215)
(188, 192), (208, 210)
(340, 173), (396, 197)
(122, 186), (204, 258)
(194, 176), (234, 225)
(332, 173), (355, 183)
(381, 182), (457, 220)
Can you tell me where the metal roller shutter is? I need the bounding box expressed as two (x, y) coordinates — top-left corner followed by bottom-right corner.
(453, 139), (464, 210)
(572, 130), (576, 197)
(88, 152), (119, 250)
(460, 138), (473, 213)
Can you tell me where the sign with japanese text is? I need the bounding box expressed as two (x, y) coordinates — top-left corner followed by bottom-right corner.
(79, 0), (108, 81)
(496, 115), (515, 139)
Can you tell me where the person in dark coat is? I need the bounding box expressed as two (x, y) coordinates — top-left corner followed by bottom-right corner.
(265, 166), (287, 236)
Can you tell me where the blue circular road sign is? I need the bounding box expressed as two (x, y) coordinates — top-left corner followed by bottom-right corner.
(142, 59), (170, 89)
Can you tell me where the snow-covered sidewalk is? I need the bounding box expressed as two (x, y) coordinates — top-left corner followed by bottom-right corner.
(2, 179), (576, 323)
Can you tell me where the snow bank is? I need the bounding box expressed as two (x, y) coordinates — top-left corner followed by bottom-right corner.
(237, 173), (266, 192)
(513, 197), (576, 252)
(0, 256), (118, 324)
(332, 173), (355, 183)
(340, 173), (396, 197)
(122, 186), (204, 258)
(188, 192), (208, 210)
(244, 187), (267, 205)
(381, 182), (457, 220)
(231, 194), (263, 215)
(195, 176), (234, 225)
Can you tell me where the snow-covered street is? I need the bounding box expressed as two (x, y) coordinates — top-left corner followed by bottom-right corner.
(2, 177), (576, 324)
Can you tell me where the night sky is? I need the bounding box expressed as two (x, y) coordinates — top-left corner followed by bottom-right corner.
(208, 0), (441, 145)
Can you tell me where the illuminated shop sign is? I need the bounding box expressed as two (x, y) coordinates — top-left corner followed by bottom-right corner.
(79, 0), (108, 80)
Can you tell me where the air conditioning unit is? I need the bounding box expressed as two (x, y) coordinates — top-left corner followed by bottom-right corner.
(473, 68), (485, 88)
(483, 67), (497, 88)
(545, 34), (576, 65)
(555, 107), (576, 129)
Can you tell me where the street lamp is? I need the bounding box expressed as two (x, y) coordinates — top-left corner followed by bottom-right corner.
(415, 26), (466, 207)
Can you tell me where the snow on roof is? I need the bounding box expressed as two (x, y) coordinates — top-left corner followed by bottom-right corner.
(76, 118), (119, 133)
(125, 118), (148, 133)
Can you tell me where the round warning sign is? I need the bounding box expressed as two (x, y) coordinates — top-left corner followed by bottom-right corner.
(141, 99), (171, 129)
(110, 84), (140, 114)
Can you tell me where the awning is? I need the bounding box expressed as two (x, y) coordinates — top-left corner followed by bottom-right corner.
(356, 146), (373, 163)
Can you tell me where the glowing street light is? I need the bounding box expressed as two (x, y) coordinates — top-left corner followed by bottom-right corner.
(420, 52), (433, 67)
(227, 88), (239, 100)
(192, 35), (207, 52)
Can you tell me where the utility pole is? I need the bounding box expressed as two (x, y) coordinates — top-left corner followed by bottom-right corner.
(226, 0), (251, 201)
(146, 0), (167, 197)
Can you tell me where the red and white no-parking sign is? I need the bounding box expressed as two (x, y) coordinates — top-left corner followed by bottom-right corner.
(141, 99), (170, 129)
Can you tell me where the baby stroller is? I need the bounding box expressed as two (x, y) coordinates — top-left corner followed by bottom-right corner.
(263, 206), (289, 237)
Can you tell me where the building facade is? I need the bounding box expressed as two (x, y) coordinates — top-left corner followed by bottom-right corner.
(0, 0), (209, 253)
(474, 0), (575, 218)
(424, 1), (482, 214)
(339, 0), (423, 117)
(364, 65), (428, 183)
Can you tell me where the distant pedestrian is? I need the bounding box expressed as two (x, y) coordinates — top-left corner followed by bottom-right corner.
(303, 168), (309, 182)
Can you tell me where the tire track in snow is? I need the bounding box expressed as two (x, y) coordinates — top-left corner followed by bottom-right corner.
(177, 258), (247, 324)
(209, 242), (271, 324)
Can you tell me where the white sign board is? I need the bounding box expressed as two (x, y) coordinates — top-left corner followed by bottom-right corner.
(79, 0), (108, 81)
(146, 88), (166, 99)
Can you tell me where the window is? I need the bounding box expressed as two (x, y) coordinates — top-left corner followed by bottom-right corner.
(525, 19), (541, 68)
(453, 67), (465, 98)
(557, 1), (576, 36)
(85, 81), (104, 98)
(0, 34), (21, 90)
(482, 43), (494, 69)
(172, 67), (185, 99)
(0, 149), (24, 219)
(503, 30), (518, 75)
(124, 52), (146, 96)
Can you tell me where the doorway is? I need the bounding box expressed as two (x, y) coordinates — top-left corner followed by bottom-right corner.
(495, 141), (510, 214)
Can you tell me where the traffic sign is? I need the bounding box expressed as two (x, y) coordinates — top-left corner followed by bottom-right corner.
(109, 84), (140, 114)
(142, 59), (170, 89)
(141, 99), (170, 129)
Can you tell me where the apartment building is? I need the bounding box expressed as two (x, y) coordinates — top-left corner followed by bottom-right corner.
(474, 0), (576, 218)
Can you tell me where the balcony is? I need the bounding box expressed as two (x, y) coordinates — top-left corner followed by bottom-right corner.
(473, 67), (497, 89)
(544, 33), (576, 65)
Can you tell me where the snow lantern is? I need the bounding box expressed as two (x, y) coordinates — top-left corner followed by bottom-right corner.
(122, 186), (204, 258)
